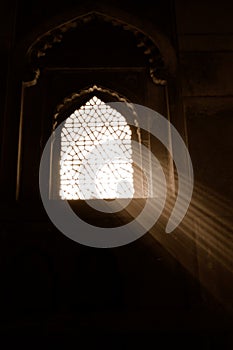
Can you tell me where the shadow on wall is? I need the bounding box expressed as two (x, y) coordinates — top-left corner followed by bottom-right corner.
(1, 246), (57, 318)
(69, 247), (124, 312)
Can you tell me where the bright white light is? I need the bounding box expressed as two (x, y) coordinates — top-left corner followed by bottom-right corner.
(60, 96), (134, 199)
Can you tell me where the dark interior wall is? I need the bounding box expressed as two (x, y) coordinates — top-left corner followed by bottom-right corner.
(14, 0), (174, 39)
(176, 0), (233, 199)
(174, 0), (233, 320)
(0, 0), (232, 347)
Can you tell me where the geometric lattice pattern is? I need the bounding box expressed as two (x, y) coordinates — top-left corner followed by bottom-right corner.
(60, 96), (134, 199)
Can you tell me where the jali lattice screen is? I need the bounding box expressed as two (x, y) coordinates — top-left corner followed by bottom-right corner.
(60, 96), (134, 199)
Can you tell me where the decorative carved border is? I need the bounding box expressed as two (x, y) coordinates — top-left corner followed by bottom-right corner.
(26, 12), (167, 86)
(53, 84), (139, 130)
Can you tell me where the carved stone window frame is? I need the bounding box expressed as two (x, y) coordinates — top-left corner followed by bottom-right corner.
(0, 5), (182, 202)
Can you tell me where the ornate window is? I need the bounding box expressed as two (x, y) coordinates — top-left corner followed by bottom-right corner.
(60, 96), (134, 200)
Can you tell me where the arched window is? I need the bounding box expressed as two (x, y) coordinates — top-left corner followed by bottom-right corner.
(60, 96), (134, 200)
(14, 10), (177, 202)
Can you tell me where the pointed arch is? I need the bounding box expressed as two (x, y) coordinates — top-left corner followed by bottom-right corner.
(18, 4), (176, 85)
